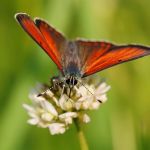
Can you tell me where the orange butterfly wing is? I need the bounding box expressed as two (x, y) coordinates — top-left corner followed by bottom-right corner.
(15, 13), (65, 70)
(15, 14), (150, 77)
(35, 18), (66, 65)
(76, 40), (150, 77)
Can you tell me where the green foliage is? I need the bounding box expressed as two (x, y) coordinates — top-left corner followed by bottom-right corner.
(0, 0), (150, 149)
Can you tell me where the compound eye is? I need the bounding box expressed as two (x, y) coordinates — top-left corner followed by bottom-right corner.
(66, 78), (70, 85)
(66, 78), (78, 85)
(73, 79), (78, 85)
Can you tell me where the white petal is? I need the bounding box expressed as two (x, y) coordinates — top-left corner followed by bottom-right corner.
(23, 104), (35, 113)
(40, 100), (58, 116)
(41, 113), (54, 122)
(27, 118), (39, 125)
(82, 114), (91, 123)
(64, 117), (72, 124)
(90, 101), (100, 110)
(75, 97), (91, 110)
(38, 122), (49, 128)
(77, 96), (87, 102)
(59, 95), (74, 111)
(28, 111), (38, 118)
(77, 86), (88, 96)
(59, 112), (77, 124)
(75, 102), (81, 110)
(34, 96), (46, 102)
(59, 112), (77, 119)
(87, 85), (95, 94)
(96, 94), (107, 103)
(59, 95), (67, 110)
(96, 83), (111, 94)
(48, 123), (66, 135)
(97, 82), (107, 90)
(23, 104), (39, 118)
(29, 90), (43, 102)
(82, 100), (91, 110)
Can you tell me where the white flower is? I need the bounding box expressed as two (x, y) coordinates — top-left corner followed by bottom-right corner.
(23, 76), (110, 135)
(95, 82), (111, 103)
(82, 114), (91, 123)
(59, 95), (74, 111)
(23, 96), (58, 128)
(48, 123), (66, 135)
(74, 82), (110, 110)
(59, 112), (78, 124)
(23, 104), (39, 125)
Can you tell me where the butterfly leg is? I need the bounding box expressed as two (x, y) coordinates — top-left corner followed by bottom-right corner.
(37, 76), (61, 97)
(61, 84), (65, 97)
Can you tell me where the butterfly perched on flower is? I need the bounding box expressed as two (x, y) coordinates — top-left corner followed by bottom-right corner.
(15, 13), (150, 89)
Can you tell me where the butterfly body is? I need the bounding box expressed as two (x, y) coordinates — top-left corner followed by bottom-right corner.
(61, 41), (83, 78)
(53, 40), (82, 86)
(15, 13), (150, 87)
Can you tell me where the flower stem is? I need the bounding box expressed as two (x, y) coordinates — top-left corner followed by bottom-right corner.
(74, 119), (89, 150)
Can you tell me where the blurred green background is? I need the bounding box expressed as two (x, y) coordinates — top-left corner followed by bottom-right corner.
(0, 0), (150, 150)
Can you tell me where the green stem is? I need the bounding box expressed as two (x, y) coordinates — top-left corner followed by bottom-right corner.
(74, 119), (89, 150)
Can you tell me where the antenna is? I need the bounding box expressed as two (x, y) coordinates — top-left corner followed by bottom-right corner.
(37, 78), (65, 97)
(77, 79), (102, 103)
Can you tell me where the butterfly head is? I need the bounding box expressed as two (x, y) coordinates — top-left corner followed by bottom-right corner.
(63, 66), (82, 87)
(64, 70), (81, 87)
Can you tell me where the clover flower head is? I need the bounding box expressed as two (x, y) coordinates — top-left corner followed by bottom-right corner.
(23, 76), (111, 135)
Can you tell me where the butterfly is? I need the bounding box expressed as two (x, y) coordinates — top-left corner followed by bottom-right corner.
(15, 13), (150, 88)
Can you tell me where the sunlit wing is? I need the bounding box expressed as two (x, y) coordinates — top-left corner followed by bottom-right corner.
(76, 40), (150, 77)
(35, 18), (66, 65)
(15, 13), (65, 70)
